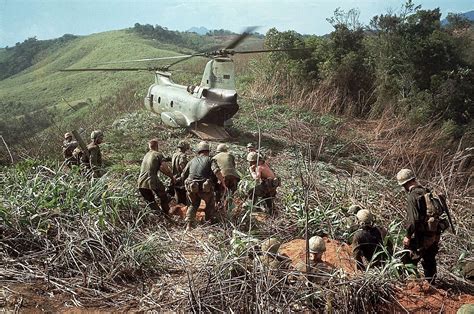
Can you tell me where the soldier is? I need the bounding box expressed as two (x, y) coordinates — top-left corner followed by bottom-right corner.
(181, 141), (226, 231)
(351, 209), (392, 271)
(247, 143), (256, 153)
(293, 236), (332, 284)
(340, 204), (362, 242)
(258, 238), (290, 271)
(247, 152), (280, 213)
(80, 130), (104, 178)
(212, 143), (240, 202)
(138, 138), (175, 219)
(397, 168), (448, 283)
(62, 132), (78, 167)
(171, 140), (190, 205)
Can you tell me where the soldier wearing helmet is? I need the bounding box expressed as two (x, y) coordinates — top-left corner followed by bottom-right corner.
(293, 236), (333, 284)
(80, 130), (104, 178)
(340, 204), (363, 243)
(212, 143), (240, 203)
(181, 141), (226, 231)
(246, 143), (256, 153)
(138, 138), (175, 220)
(258, 238), (290, 271)
(397, 168), (447, 283)
(247, 152), (280, 214)
(351, 209), (392, 271)
(171, 140), (190, 205)
(62, 132), (78, 167)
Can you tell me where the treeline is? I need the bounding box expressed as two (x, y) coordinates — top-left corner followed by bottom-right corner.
(261, 2), (473, 138)
(0, 34), (77, 80)
(132, 23), (220, 51)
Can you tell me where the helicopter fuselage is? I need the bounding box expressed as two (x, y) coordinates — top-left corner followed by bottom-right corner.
(144, 58), (239, 128)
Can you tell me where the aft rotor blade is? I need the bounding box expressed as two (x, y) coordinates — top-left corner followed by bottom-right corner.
(100, 55), (193, 64)
(233, 47), (314, 54)
(60, 67), (156, 72)
(224, 26), (259, 50)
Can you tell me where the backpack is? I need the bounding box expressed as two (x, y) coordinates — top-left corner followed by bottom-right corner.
(423, 190), (448, 232)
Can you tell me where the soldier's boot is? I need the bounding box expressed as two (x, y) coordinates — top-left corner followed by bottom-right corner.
(185, 205), (198, 231)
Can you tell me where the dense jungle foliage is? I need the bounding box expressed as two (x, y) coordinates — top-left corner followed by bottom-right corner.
(261, 2), (473, 139)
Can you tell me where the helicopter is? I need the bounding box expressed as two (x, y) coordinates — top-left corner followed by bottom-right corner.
(62, 27), (309, 139)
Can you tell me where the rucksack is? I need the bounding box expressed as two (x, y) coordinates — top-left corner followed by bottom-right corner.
(423, 190), (448, 232)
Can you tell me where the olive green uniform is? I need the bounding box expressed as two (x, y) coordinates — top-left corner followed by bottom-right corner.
(293, 260), (332, 284)
(138, 150), (170, 215)
(62, 139), (78, 167)
(352, 225), (392, 271)
(401, 185), (443, 280)
(212, 151), (240, 201)
(181, 155), (221, 225)
(81, 142), (103, 178)
(171, 150), (188, 204)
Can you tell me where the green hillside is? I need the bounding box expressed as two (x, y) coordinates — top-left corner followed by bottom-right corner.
(0, 30), (182, 112)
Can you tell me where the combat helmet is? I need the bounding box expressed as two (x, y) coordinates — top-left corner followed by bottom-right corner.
(64, 132), (72, 139)
(216, 143), (228, 153)
(247, 152), (259, 162)
(247, 143), (255, 149)
(309, 236), (326, 254)
(396, 169), (416, 186)
(260, 238), (281, 255)
(177, 140), (189, 150)
(348, 204), (362, 215)
(90, 130), (103, 140)
(356, 209), (374, 226)
(196, 141), (210, 152)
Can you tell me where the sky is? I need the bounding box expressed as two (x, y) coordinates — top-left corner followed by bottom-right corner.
(0, 0), (472, 48)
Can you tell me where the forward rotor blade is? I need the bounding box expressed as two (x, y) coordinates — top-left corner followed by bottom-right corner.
(100, 55), (193, 64)
(224, 26), (258, 50)
(60, 67), (158, 72)
(233, 47), (314, 55)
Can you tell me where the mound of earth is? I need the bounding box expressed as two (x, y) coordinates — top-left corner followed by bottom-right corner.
(279, 238), (356, 274)
(395, 281), (474, 313)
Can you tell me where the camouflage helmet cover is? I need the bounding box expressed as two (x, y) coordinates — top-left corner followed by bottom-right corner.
(309, 236), (326, 254)
(247, 152), (258, 162)
(260, 238), (281, 255)
(356, 209), (374, 225)
(196, 141), (210, 152)
(177, 140), (189, 149)
(396, 169), (416, 186)
(64, 132), (72, 139)
(90, 130), (103, 140)
(216, 143), (228, 153)
(348, 204), (362, 215)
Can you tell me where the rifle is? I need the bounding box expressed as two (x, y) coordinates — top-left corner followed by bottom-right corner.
(72, 129), (90, 160)
(438, 194), (456, 235)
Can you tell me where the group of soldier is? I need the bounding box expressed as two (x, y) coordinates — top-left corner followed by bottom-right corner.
(62, 132), (459, 285)
(137, 139), (280, 231)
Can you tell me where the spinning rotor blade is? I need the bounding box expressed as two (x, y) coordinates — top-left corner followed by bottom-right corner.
(224, 26), (258, 49)
(60, 67), (164, 72)
(100, 55), (193, 64)
(232, 47), (314, 55)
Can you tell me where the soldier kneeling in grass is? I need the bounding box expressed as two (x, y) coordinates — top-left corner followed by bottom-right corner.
(351, 209), (393, 271)
(293, 236), (333, 285)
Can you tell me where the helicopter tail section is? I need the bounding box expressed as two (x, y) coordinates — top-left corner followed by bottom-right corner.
(189, 123), (231, 140)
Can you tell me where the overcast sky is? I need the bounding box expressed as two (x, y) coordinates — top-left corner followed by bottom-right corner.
(0, 0), (472, 47)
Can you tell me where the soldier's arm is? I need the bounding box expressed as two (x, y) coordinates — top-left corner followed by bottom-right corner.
(211, 159), (226, 188)
(351, 233), (365, 271)
(249, 165), (259, 180)
(405, 194), (419, 237)
(180, 161), (190, 181)
(179, 154), (188, 171)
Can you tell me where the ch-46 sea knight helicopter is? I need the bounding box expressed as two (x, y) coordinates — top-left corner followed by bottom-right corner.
(62, 27), (309, 139)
